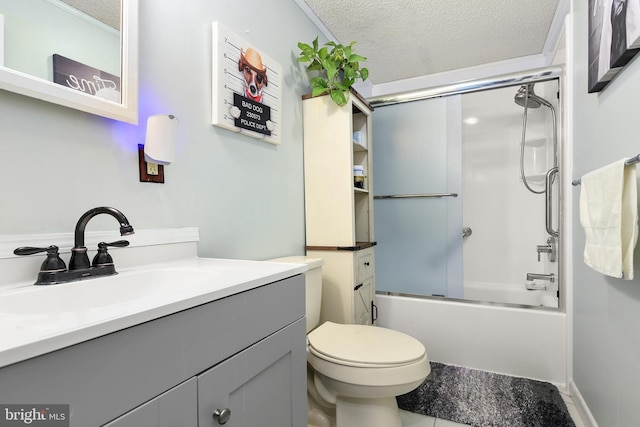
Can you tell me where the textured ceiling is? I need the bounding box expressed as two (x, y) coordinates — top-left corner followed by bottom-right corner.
(301, 0), (561, 84)
(60, 0), (120, 30)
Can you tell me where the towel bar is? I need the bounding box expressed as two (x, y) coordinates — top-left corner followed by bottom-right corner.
(373, 193), (458, 199)
(572, 153), (640, 186)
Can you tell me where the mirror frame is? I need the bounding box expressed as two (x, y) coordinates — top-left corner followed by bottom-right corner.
(0, 0), (138, 124)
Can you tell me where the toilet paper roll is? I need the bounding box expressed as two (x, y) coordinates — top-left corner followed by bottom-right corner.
(144, 114), (179, 165)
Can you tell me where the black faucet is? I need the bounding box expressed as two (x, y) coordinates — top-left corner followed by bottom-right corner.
(14, 207), (134, 285)
(69, 207), (134, 270)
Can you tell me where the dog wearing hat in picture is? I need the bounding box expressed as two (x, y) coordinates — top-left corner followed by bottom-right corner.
(228, 47), (275, 133)
(238, 47), (268, 103)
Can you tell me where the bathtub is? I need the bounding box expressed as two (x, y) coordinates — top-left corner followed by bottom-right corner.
(375, 293), (567, 385)
(463, 280), (559, 308)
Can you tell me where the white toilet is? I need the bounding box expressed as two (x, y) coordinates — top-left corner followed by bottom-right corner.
(269, 256), (431, 427)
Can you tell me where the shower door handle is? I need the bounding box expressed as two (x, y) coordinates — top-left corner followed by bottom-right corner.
(545, 167), (559, 238)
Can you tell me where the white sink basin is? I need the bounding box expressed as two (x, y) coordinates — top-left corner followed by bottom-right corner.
(0, 267), (221, 315)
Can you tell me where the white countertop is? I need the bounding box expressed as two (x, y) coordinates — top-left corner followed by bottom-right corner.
(0, 257), (306, 369)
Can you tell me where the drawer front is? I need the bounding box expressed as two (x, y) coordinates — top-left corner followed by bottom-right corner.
(103, 378), (197, 427)
(357, 248), (374, 280)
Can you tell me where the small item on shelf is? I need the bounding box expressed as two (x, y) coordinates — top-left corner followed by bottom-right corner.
(354, 165), (365, 188)
(353, 131), (363, 144)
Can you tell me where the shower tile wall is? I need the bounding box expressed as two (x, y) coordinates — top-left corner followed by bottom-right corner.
(461, 81), (559, 295)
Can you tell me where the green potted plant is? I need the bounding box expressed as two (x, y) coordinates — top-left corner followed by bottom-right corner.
(297, 37), (369, 106)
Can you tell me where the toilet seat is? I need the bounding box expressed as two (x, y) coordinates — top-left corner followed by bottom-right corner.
(308, 321), (426, 368)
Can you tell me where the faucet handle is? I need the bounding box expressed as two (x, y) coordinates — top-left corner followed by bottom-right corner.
(14, 246), (54, 256)
(102, 240), (130, 248)
(92, 240), (130, 267)
(14, 245), (67, 272)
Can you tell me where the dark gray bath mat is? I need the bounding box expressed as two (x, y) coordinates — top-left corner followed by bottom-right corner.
(397, 362), (576, 427)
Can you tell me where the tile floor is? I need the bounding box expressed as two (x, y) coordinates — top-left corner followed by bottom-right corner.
(398, 387), (586, 427)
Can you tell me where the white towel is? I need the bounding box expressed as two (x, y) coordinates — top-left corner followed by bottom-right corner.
(580, 159), (638, 279)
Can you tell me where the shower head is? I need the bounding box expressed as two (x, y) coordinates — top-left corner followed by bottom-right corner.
(514, 84), (542, 108)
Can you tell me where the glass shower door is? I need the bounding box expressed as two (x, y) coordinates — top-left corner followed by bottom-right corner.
(373, 96), (463, 298)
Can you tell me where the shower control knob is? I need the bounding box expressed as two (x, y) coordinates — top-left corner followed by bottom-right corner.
(212, 408), (231, 424)
(536, 236), (557, 262)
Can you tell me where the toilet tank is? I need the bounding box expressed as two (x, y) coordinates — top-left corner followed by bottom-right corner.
(267, 256), (323, 333)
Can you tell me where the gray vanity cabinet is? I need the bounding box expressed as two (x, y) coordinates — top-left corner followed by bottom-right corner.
(105, 319), (305, 427)
(104, 379), (197, 427)
(0, 275), (306, 427)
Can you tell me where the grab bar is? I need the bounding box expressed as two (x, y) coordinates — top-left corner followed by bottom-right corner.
(374, 193), (458, 199)
(546, 167), (559, 237)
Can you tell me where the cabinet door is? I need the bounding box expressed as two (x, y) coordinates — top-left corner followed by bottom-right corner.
(354, 277), (374, 325)
(198, 319), (306, 427)
(355, 248), (375, 325)
(103, 378), (197, 427)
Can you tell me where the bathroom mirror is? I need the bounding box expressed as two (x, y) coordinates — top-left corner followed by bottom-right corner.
(0, 0), (138, 123)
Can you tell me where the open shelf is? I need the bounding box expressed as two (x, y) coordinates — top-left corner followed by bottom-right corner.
(353, 140), (367, 151)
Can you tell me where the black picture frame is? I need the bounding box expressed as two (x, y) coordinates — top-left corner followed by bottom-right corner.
(588, 0), (640, 93)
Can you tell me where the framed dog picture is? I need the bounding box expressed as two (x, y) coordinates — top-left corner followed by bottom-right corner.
(211, 21), (283, 144)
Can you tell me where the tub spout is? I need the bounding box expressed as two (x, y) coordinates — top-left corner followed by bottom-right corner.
(526, 272), (554, 282)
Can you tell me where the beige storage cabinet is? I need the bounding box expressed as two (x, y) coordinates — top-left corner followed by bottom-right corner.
(302, 91), (377, 325)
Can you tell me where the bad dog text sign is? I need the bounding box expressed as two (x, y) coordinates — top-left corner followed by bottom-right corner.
(233, 93), (272, 135)
(212, 21), (282, 144)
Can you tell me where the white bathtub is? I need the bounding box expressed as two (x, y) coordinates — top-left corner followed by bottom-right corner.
(375, 293), (567, 385)
(463, 280), (559, 308)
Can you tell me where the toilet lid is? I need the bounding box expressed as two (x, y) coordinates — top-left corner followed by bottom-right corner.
(307, 322), (425, 366)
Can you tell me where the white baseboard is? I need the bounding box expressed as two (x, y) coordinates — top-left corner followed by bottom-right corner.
(569, 379), (599, 427)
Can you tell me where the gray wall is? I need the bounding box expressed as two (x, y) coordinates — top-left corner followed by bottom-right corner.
(0, 0), (322, 261)
(571, 2), (640, 426)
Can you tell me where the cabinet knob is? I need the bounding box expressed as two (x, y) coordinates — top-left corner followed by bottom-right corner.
(364, 262), (370, 266)
(213, 408), (231, 425)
